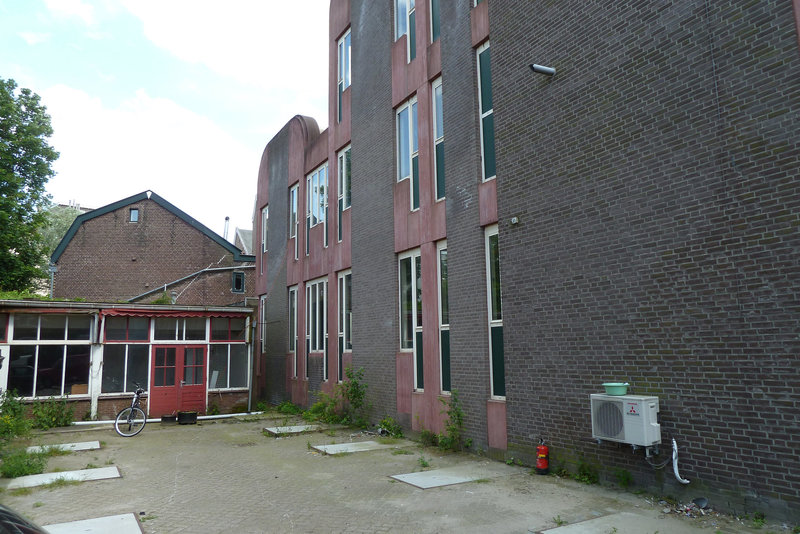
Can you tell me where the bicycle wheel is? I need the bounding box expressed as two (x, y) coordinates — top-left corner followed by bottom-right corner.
(114, 407), (146, 437)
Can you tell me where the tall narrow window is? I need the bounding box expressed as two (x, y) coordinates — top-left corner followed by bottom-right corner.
(337, 271), (352, 383)
(394, 0), (416, 62)
(430, 0), (440, 42)
(337, 28), (351, 124)
(129, 208), (139, 223)
(432, 78), (445, 201)
(288, 286), (297, 378)
(306, 164), (328, 255)
(305, 278), (327, 380)
(485, 225), (504, 397)
(232, 271), (245, 293)
(337, 146), (351, 243)
(261, 206), (268, 253)
(437, 242), (450, 393)
(399, 250), (423, 390)
(397, 97), (419, 210)
(289, 184), (298, 260)
(477, 42), (496, 181)
(260, 295), (268, 353)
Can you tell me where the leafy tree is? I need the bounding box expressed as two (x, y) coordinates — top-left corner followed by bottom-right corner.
(0, 78), (59, 291)
(40, 203), (81, 258)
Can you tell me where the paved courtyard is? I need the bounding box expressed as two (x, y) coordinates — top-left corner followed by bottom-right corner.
(0, 413), (766, 533)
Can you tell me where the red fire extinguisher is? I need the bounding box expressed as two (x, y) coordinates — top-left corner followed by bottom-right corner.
(536, 438), (549, 475)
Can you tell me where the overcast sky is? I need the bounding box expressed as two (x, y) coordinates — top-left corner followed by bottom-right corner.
(0, 0), (330, 239)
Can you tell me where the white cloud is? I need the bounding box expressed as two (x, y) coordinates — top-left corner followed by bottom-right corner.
(42, 84), (257, 235)
(120, 0), (329, 125)
(43, 0), (95, 25)
(18, 32), (50, 45)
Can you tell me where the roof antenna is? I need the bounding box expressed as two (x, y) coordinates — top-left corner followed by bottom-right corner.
(223, 216), (230, 240)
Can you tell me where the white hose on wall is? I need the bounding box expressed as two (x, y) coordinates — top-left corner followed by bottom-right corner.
(672, 438), (690, 484)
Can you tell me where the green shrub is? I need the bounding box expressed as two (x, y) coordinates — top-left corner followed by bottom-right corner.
(437, 389), (465, 451)
(574, 459), (599, 484)
(31, 397), (74, 430)
(302, 367), (370, 428)
(277, 401), (302, 415)
(0, 449), (48, 478)
(0, 390), (31, 442)
(378, 416), (404, 438)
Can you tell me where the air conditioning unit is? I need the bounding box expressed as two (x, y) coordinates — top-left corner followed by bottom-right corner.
(590, 394), (661, 447)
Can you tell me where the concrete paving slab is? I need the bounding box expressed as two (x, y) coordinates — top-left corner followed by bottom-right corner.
(44, 513), (142, 534)
(313, 440), (399, 454)
(27, 441), (101, 454)
(263, 424), (319, 436)
(0, 466), (120, 490)
(539, 511), (704, 534)
(391, 462), (519, 489)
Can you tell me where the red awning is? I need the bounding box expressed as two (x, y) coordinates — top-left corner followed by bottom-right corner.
(99, 309), (249, 318)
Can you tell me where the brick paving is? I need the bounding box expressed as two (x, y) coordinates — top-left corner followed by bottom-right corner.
(0, 414), (758, 533)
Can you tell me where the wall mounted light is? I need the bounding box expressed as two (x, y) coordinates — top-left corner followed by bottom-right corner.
(530, 64), (556, 76)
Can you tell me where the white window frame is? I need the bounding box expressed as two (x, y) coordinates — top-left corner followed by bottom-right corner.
(306, 163), (328, 253)
(394, 0), (416, 61)
(398, 249), (422, 390)
(260, 295), (268, 353)
(396, 97), (419, 211)
(430, 0), (440, 42)
(477, 41), (495, 182)
(437, 240), (450, 394)
(337, 270), (352, 383)
(288, 286), (297, 378)
(289, 184), (298, 260)
(261, 205), (268, 253)
(305, 277), (328, 380)
(337, 145), (351, 243)
(432, 77), (445, 201)
(337, 28), (351, 123)
(485, 224), (504, 399)
(208, 343), (249, 391)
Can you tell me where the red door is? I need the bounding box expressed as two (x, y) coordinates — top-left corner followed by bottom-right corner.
(149, 346), (206, 416)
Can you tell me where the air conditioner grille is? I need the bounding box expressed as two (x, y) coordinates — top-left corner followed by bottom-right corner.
(594, 400), (623, 438)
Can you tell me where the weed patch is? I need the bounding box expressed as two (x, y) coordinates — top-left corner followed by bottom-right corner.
(32, 397), (74, 430)
(0, 449), (48, 478)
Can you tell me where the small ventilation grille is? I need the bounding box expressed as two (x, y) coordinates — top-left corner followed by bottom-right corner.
(594, 400), (624, 439)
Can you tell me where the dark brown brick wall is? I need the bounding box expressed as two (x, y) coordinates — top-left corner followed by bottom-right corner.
(54, 199), (254, 306)
(491, 0), (800, 520)
(350, 0), (401, 423)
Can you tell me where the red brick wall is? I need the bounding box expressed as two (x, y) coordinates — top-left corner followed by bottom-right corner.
(54, 199), (254, 306)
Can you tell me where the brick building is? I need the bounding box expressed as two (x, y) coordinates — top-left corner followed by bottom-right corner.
(52, 190), (256, 306)
(253, 0), (800, 520)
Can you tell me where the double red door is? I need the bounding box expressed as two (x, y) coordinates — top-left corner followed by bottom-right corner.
(148, 346), (206, 416)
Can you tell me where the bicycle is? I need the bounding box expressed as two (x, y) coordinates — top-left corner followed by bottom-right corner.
(114, 382), (147, 437)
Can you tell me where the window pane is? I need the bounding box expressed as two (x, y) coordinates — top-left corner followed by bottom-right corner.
(67, 315), (91, 340)
(439, 248), (449, 325)
(154, 318), (177, 340)
(209, 345), (228, 389)
(229, 345), (248, 388)
(40, 315), (66, 340)
(408, 9), (416, 60)
(317, 283), (325, 350)
(415, 256), (422, 328)
(435, 141), (445, 200)
(230, 318), (246, 340)
(65, 345), (90, 395)
(397, 107), (410, 180)
(395, 0), (407, 38)
(184, 317), (205, 340)
(128, 317), (149, 341)
(482, 113), (496, 179)
(289, 290), (296, 351)
(211, 318), (228, 340)
(128, 345), (149, 390)
(434, 84), (443, 138)
(8, 345), (36, 396)
(345, 274), (352, 350)
(411, 101), (418, 153)
(400, 258), (413, 349)
(105, 317), (126, 341)
(412, 155), (420, 210)
(489, 234), (502, 320)
(0, 313), (7, 340)
(13, 315), (38, 340)
(102, 345), (125, 393)
(431, 0), (440, 41)
(36, 345), (64, 397)
(479, 47), (493, 112)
